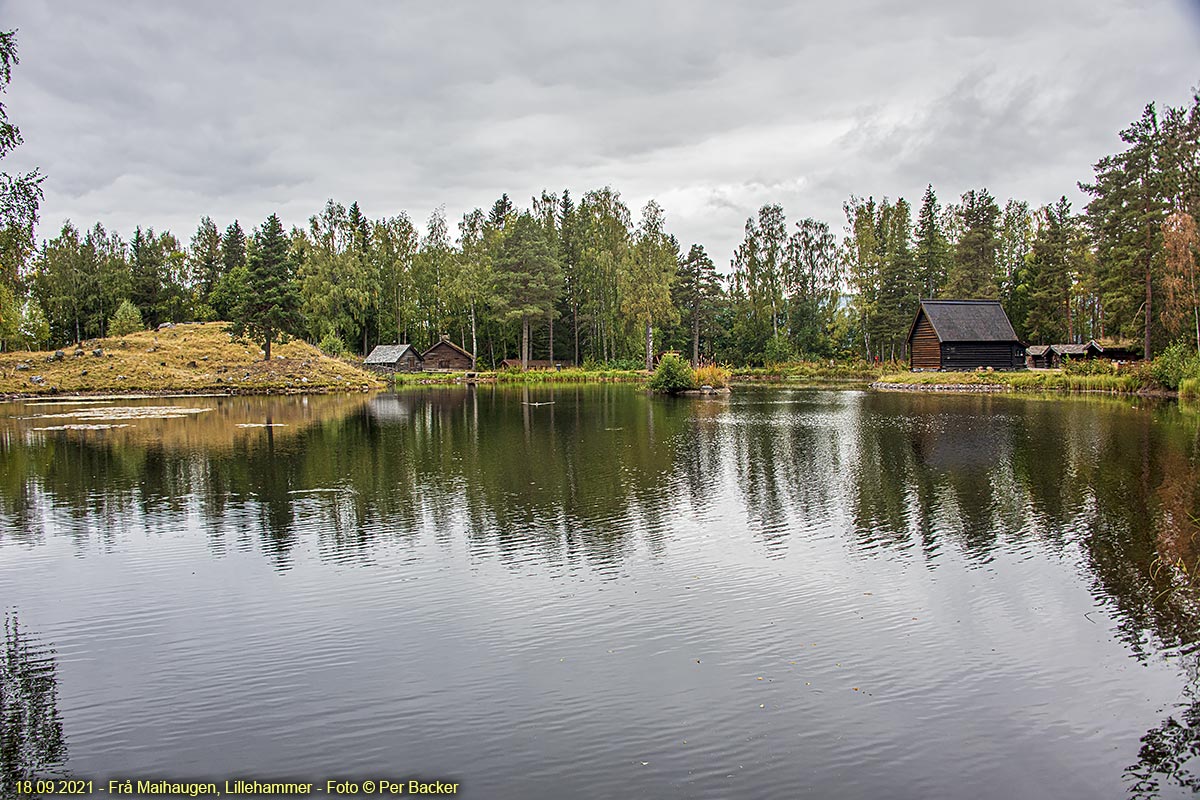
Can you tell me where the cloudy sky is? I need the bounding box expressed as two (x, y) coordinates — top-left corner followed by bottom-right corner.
(3, 0), (1199, 268)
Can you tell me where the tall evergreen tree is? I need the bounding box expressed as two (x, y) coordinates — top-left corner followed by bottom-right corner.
(945, 188), (1001, 298)
(1082, 104), (1168, 358)
(231, 213), (302, 360)
(675, 243), (721, 364)
(494, 212), (561, 368)
(913, 185), (950, 299)
(189, 216), (223, 317)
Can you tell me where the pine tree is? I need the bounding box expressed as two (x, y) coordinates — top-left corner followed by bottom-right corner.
(493, 212), (562, 367)
(913, 185), (949, 299)
(676, 243), (721, 364)
(1082, 104), (1168, 359)
(231, 213), (302, 360)
(189, 216), (223, 316)
(945, 188), (1001, 298)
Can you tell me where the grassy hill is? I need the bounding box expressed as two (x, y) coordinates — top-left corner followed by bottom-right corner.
(0, 323), (383, 396)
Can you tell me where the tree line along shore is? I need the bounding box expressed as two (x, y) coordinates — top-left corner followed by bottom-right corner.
(1, 30), (1198, 398)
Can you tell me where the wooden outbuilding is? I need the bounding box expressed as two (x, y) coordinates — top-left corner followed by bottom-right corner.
(363, 344), (424, 373)
(907, 299), (1026, 371)
(421, 335), (474, 371)
(1026, 345), (1051, 369)
(1047, 341), (1104, 368)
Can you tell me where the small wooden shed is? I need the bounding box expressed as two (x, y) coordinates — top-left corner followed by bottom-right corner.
(1047, 341), (1104, 368)
(907, 299), (1026, 371)
(421, 336), (474, 371)
(1026, 345), (1051, 369)
(364, 344), (424, 373)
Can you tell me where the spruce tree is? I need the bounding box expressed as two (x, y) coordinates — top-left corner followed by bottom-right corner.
(913, 185), (949, 299)
(945, 188), (1001, 298)
(231, 213), (302, 360)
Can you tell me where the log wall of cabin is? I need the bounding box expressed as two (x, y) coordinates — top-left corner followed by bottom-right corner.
(909, 312), (941, 370)
(940, 343), (1026, 371)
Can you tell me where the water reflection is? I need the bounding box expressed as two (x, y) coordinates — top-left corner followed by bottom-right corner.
(0, 613), (67, 794)
(2, 388), (1200, 794)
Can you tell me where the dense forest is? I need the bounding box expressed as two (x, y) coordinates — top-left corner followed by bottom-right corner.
(1, 30), (1197, 367)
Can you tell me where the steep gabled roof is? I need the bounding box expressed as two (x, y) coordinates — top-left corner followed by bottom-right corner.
(1026, 345), (1051, 356)
(908, 300), (1019, 343)
(364, 344), (421, 364)
(421, 338), (474, 360)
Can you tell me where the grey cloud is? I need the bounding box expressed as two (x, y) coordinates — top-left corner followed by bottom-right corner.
(2, 0), (1198, 265)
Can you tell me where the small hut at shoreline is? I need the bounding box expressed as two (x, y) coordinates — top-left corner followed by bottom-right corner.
(364, 344), (424, 374)
(906, 299), (1026, 371)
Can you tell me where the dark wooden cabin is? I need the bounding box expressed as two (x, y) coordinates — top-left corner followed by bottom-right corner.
(421, 335), (474, 371)
(907, 299), (1026, 371)
(363, 344), (423, 373)
(1026, 345), (1051, 369)
(1047, 341), (1104, 368)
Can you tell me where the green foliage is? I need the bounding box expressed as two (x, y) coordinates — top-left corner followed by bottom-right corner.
(1180, 377), (1200, 401)
(1063, 357), (1116, 377)
(108, 299), (143, 336)
(230, 213), (302, 360)
(1150, 342), (1200, 390)
(647, 353), (696, 393)
(17, 300), (48, 350)
(694, 364), (730, 388)
(763, 332), (795, 366)
(318, 331), (347, 357)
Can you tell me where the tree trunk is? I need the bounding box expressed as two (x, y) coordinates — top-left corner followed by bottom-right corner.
(264, 334), (271, 361)
(573, 305), (579, 366)
(692, 298), (700, 366)
(470, 301), (477, 370)
(363, 326), (368, 357)
(521, 317), (529, 370)
(1144, 262), (1152, 361)
(548, 313), (554, 364)
(644, 321), (653, 371)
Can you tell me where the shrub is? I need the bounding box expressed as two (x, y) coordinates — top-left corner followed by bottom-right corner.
(694, 364), (731, 388)
(108, 299), (144, 337)
(318, 331), (347, 357)
(763, 333), (795, 366)
(1150, 342), (1200, 390)
(1063, 357), (1116, 377)
(647, 353), (696, 393)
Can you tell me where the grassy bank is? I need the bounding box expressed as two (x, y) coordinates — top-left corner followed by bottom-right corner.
(731, 361), (886, 383)
(0, 323), (383, 396)
(874, 369), (1157, 395)
(390, 367), (645, 386)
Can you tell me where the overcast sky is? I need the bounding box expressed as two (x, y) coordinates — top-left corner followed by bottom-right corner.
(3, 0), (1199, 270)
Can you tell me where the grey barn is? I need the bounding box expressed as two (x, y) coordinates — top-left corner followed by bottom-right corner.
(363, 344), (424, 373)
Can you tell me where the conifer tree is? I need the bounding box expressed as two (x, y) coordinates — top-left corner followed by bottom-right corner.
(231, 213), (302, 360)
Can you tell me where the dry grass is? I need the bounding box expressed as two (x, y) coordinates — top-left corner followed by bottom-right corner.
(0, 323), (384, 396)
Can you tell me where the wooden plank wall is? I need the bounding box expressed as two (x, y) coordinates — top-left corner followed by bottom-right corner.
(909, 312), (941, 369)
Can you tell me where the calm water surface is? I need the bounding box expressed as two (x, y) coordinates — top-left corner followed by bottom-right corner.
(2, 386), (1200, 799)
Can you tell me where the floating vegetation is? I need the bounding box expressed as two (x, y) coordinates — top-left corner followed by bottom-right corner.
(31, 424), (132, 431)
(234, 423), (289, 428)
(30, 406), (213, 422)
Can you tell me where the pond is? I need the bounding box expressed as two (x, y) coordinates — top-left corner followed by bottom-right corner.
(2, 386), (1199, 799)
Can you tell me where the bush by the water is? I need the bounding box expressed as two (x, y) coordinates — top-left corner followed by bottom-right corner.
(648, 353), (696, 393)
(1150, 342), (1200, 390)
(318, 331), (348, 357)
(108, 299), (144, 336)
(1062, 357), (1116, 376)
(694, 364), (731, 388)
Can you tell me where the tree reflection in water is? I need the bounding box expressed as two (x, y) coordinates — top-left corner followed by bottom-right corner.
(0, 613), (67, 794)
